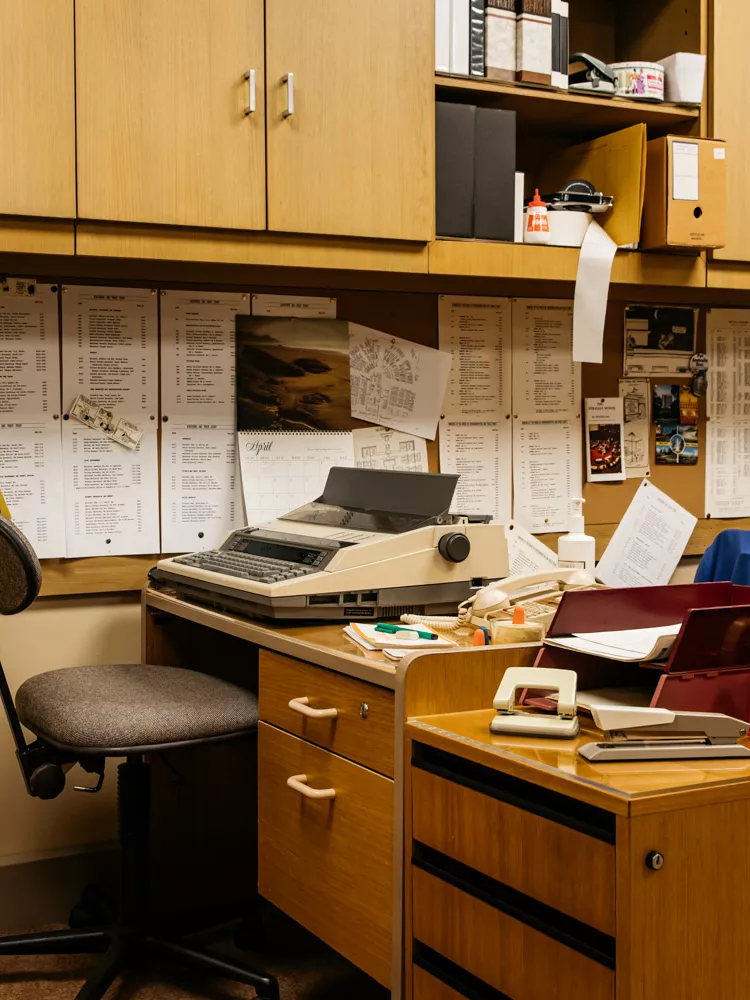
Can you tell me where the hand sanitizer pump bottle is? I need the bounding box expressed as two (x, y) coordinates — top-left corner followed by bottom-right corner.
(557, 498), (596, 574)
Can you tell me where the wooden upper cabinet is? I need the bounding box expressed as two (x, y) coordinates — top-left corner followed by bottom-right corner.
(76, 0), (266, 230)
(712, 0), (747, 261)
(265, 0), (435, 242)
(0, 0), (75, 218)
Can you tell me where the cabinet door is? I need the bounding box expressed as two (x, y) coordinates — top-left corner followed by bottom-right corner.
(713, 0), (747, 261)
(265, 0), (435, 241)
(0, 0), (75, 218)
(76, 0), (266, 230)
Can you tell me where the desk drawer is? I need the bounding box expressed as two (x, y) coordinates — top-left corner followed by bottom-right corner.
(412, 867), (614, 1000)
(258, 722), (393, 987)
(259, 651), (394, 776)
(412, 762), (615, 935)
(413, 967), (465, 1000)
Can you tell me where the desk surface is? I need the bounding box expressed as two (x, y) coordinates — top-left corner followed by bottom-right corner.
(407, 709), (750, 816)
(145, 583), (486, 690)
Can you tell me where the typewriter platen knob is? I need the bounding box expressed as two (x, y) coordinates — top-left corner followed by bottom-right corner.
(438, 532), (471, 563)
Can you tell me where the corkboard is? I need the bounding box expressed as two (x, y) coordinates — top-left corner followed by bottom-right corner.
(581, 301), (706, 525)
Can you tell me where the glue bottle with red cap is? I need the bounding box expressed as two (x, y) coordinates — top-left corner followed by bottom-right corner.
(523, 189), (550, 245)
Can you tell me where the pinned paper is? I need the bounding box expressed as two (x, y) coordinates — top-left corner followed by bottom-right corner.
(585, 397), (625, 482)
(595, 480), (697, 588)
(573, 220), (618, 364)
(69, 394), (143, 450)
(251, 294), (336, 318)
(619, 379), (651, 478)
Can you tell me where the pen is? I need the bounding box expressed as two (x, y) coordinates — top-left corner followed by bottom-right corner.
(375, 623), (438, 640)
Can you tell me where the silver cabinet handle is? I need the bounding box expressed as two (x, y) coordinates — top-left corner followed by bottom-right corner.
(282, 72), (294, 118)
(243, 69), (256, 115)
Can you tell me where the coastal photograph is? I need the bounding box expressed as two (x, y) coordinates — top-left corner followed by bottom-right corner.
(236, 315), (352, 431)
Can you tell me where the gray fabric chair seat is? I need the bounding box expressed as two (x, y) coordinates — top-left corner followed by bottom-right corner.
(15, 664), (259, 753)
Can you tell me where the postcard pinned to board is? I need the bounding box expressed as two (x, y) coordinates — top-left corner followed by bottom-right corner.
(585, 397), (626, 482)
(623, 305), (698, 376)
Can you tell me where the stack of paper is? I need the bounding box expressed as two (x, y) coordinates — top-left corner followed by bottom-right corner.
(545, 624), (682, 663)
(345, 623), (455, 650)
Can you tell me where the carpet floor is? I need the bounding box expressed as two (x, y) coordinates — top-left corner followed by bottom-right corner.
(0, 911), (389, 1000)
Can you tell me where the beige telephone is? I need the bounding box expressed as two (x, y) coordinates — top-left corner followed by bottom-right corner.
(468, 568), (595, 629)
(401, 568), (595, 636)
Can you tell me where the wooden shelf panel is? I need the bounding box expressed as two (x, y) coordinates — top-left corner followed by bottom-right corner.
(429, 239), (706, 287)
(435, 74), (700, 137)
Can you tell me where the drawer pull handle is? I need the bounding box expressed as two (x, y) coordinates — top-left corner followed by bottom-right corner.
(288, 696), (338, 720)
(287, 774), (336, 800)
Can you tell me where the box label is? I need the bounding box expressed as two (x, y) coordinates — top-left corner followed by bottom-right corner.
(714, 147), (726, 160)
(673, 141), (699, 201)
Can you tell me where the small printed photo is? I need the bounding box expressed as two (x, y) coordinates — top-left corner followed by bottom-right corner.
(588, 423), (623, 476)
(236, 315), (352, 432)
(679, 386), (699, 425)
(655, 423), (698, 466)
(652, 384), (680, 423)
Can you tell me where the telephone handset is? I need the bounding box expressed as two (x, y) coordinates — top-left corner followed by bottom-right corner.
(400, 568), (596, 635)
(468, 568), (594, 624)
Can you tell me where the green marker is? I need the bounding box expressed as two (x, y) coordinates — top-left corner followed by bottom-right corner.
(375, 623), (438, 640)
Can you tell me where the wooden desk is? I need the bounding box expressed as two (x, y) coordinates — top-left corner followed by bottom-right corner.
(405, 709), (750, 1000)
(142, 583), (540, 996)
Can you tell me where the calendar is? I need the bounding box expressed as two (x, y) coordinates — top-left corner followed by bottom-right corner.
(237, 431), (355, 525)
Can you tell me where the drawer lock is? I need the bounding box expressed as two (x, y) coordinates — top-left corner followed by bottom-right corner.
(360, 702), (369, 719)
(645, 851), (665, 871)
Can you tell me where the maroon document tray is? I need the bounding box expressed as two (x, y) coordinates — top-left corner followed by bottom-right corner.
(530, 583), (750, 722)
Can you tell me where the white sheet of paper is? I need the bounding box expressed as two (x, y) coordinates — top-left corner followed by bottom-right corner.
(705, 310), (750, 516)
(505, 522), (558, 576)
(706, 421), (750, 517)
(251, 294), (336, 318)
(352, 425), (427, 473)
(62, 423), (160, 557)
(567, 624), (681, 658)
(238, 431), (355, 525)
(595, 480), (697, 588)
(160, 291), (244, 423)
(619, 379), (651, 478)
(585, 397), (626, 482)
(512, 300), (580, 420)
(349, 324), (452, 440)
(439, 420), (512, 523)
(0, 423), (66, 558)
(161, 425), (239, 553)
(438, 295), (511, 420)
(0, 284), (60, 422)
(573, 221), (618, 365)
(707, 309), (750, 421)
(62, 286), (158, 416)
(513, 418), (583, 533)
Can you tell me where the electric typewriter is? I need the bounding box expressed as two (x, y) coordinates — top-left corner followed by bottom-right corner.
(152, 467), (509, 622)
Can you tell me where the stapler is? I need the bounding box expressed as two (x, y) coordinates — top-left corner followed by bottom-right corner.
(569, 53), (616, 96)
(491, 667), (579, 738)
(579, 706), (750, 762)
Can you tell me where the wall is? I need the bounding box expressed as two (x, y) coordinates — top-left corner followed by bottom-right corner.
(0, 596), (140, 866)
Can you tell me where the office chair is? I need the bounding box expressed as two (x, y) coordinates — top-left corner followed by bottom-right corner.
(0, 515), (279, 1000)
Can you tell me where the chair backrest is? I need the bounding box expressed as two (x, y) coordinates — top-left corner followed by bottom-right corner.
(0, 515), (42, 615)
